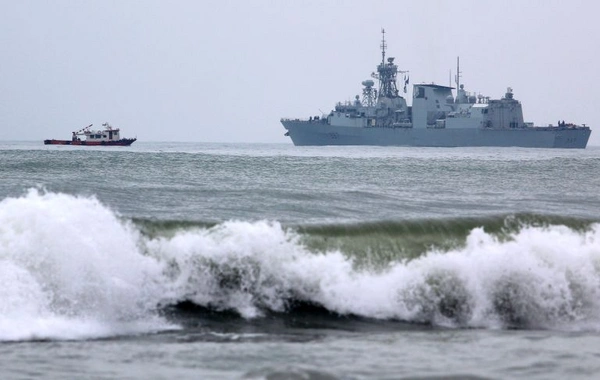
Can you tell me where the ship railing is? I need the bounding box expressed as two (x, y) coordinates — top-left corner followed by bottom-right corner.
(533, 124), (590, 131)
(281, 117), (327, 123)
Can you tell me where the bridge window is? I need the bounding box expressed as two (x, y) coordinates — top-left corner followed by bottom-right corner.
(415, 87), (425, 98)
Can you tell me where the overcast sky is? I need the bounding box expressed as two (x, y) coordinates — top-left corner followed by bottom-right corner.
(1, 0), (598, 145)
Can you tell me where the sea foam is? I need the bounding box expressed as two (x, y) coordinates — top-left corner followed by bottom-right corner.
(2, 189), (600, 341)
(148, 216), (600, 330)
(0, 189), (172, 341)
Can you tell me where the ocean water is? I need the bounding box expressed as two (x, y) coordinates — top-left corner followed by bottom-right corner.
(1, 141), (600, 379)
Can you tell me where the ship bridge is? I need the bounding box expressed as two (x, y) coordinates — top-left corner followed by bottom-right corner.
(412, 84), (455, 127)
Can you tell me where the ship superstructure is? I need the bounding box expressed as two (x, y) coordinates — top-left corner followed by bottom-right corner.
(281, 30), (591, 148)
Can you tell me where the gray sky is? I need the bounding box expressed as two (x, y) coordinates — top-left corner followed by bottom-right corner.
(1, 0), (598, 145)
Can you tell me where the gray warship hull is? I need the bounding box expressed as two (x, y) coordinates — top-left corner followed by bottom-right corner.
(282, 120), (591, 148)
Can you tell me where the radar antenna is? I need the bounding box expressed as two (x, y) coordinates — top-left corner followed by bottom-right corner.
(361, 80), (377, 107)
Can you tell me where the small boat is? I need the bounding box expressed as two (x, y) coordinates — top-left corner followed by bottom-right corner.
(44, 123), (137, 146)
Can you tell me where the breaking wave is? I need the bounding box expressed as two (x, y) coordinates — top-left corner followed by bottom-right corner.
(0, 189), (174, 341)
(2, 189), (600, 341)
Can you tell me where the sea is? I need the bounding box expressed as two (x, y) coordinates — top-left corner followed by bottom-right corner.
(1, 141), (600, 379)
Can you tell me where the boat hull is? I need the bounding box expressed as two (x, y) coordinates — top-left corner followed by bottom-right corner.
(281, 120), (591, 148)
(43, 138), (137, 146)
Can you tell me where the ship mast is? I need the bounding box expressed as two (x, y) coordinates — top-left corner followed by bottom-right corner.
(380, 28), (387, 65)
(455, 57), (461, 90)
(372, 28), (406, 99)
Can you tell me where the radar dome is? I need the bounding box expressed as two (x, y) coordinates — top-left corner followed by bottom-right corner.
(362, 80), (375, 87)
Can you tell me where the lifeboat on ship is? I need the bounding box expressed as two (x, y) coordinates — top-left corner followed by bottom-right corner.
(44, 123), (136, 146)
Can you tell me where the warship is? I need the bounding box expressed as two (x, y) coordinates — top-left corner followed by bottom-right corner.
(281, 30), (591, 148)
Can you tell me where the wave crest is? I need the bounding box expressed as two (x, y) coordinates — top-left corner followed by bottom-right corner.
(0, 189), (173, 340)
(2, 189), (600, 341)
(150, 220), (600, 330)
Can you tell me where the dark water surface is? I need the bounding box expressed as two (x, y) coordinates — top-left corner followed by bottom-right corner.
(1, 141), (600, 379)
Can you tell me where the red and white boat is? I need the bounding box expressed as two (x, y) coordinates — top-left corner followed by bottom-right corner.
(44, 123), (136, 146)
